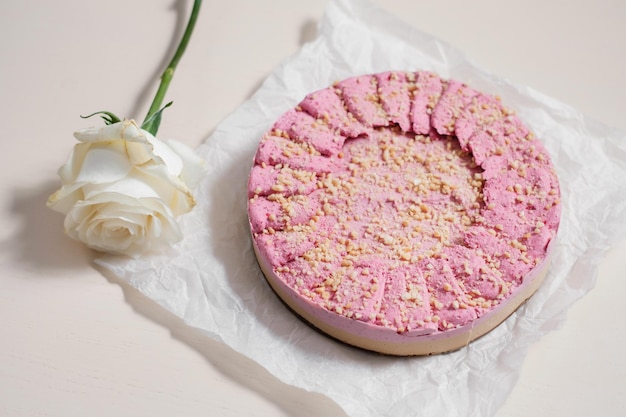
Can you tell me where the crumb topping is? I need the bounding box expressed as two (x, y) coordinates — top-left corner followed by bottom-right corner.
(248, 71), (561, 334)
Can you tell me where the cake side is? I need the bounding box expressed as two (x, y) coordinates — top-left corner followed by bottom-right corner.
(254, 237), (554, 355)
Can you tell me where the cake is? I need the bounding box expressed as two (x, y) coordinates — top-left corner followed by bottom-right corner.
(247, 71), (561, 356)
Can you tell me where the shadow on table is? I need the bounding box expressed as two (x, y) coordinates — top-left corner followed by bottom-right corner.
(97, 263), (349, 417)
(4, 180), (94, 271)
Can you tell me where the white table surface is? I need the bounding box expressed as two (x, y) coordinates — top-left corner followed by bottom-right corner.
(2, 0), (625, 416)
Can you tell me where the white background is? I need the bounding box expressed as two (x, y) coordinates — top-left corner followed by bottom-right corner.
(1, 0), (625, 416)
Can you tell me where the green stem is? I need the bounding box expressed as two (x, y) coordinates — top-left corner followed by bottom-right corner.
(143, 0), (203, 127)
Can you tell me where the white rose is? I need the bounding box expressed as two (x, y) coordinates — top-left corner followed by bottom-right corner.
(47, 119), (205, 257)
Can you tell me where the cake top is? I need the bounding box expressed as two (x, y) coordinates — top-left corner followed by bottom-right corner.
(248, 71), (560, 335)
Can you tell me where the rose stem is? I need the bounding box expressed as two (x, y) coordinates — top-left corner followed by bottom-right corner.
(143, 0), (203, 130)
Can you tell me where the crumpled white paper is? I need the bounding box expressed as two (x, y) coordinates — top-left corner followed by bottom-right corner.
(98, 0), (626, 416)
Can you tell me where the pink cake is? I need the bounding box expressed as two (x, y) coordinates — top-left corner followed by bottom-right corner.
(247, 71), (561, 355)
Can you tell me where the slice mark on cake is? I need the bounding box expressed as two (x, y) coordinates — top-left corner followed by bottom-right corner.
(272, 108), (346, 156)
(410, 71), (445, 135)
(248, 164), (318, 198)
(253, 134), (338, 174)
(431, 79), (479, 136)
(299, 86), (371, 139)
(336, 74), (390, 128)
(375, 71), (413, 132)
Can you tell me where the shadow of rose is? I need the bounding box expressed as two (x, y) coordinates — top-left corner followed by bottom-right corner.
(4, 180), (94, 271)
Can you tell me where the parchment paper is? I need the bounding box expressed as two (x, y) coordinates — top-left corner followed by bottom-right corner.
(98, 0), (626, 416)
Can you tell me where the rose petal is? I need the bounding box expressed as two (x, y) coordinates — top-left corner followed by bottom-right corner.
(144, 136), (184, 177)
(57, 142), (90, 184)
(124, 140), (155, 166)
(74, 142), (133, 184)
(47, 182), (85, 214)
(133, 165), (196, 216)
(64, 195), (181, 257)
(165, 139), (206, 189)
(74, 119), (145, 144)
(81, 176), (161, 201)
(75, 120), (156, 166)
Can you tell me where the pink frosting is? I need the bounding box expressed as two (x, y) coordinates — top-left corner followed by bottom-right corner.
(337, 75), (389, 128)
(272, 109), (345, 156)
(410, 71), (444, 135)
(254, 134), (340, 173)
(431, 80), (479, 135)
(248, 71), (561, 337)
(375, 71), (413, 132)
(299, 87), (370, 138)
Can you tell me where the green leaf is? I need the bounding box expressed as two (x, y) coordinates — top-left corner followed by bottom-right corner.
(80, 111), (122, 125)
(140, 101), (173, 136)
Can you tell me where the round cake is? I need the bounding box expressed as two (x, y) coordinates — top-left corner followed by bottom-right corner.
(247, 71), (561, 356)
